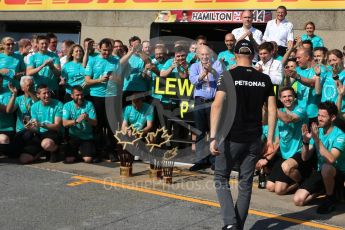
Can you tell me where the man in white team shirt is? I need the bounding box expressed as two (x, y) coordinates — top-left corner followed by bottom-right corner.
(263, 5), (294, 57)
(255, 42), (283, 86)
(231, 10), (263, 64)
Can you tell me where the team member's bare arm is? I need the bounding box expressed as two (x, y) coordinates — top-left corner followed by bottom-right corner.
(286, 69), (315, 87)
(141, 121), (153, 134)
(336, 82), (344, 115)
(311, 123), (341, 164)
(40, 117), (62, 132)
(119, 48), (135, 66)
(313, 65), (322, 95)
(6, 83), (17, 113)
(121, 120), (129, 133)
(160, 61), (177, 78)
(63, 113), (97, 127)
(277, 109), (300, 124)
(266, 95), (277, 152)
(83, 40), (93, 68)
(85, 74), (109, 86)
(257, 136), (280, 168)
(209, 91), (226, 156)
(301, 124), (314, 161)
(119, 43), (143, 66)
(281, 45), (297, 67)
(26, 59), (52, 76)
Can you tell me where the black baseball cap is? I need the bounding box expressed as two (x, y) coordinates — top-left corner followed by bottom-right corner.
(234, 39), (254, 55)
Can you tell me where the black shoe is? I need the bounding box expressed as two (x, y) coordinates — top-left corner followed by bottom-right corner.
(44, 151), (50, 161)
(49, 151), (59, 163)
(222, 225), (235, 230)
(211, 164), (215, 171)
(108, 153), (116, 162)
(189, 162), (210, 171)
(317, 197), (336, 214)
(92, 157), (101, 163)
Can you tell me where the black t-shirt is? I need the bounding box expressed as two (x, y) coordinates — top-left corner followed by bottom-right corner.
(217, 66), (274, 142)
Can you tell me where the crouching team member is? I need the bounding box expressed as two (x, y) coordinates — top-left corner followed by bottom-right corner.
(62, 86), (97, 163)
(6, 76), (38, 162)
(294, 101), (345, 214)
(22, 84), (63, 163)
(266, 86), (310, 195)
(121, 93), (153, 134)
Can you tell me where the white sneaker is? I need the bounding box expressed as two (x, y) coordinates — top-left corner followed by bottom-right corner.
(134, 156), (140, 161)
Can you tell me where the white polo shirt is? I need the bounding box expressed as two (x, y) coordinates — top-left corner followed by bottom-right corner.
(255, 58), (283, 85)
(263, 19), (294, 47)
(232, 26), (263, 63)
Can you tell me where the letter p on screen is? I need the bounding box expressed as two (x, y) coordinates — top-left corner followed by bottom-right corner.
(180, 101), (189, 118)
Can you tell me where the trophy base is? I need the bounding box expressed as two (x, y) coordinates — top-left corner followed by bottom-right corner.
(163, 176), (172, 184)
(120, 166), (133, 177)
(149, 169), (162, 179)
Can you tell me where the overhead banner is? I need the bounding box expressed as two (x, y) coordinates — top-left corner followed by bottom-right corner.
(154, 10), (272, 23)
(1, 0), (345, 11)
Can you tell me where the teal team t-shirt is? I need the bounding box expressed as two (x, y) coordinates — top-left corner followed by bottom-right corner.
(62, 61), (89, 95)
(85, 54), (119, 97)
(320, 68), (345, 112)
(301, 34), (324, 48)
(151, 60), (170, 103)
(123, 103), (154, 131)
(296, 67), (320, 118)
(277, 105), (308, 159)
(310, 126), (345, 173)
(62, 100), (96, 140)
(218, 50), (236, 71)
(186, 52), (198, 64)
(14, 95), (35, 132)
(27, 52), (60, 91)
(0, 93), (15, 131)
(0, 53), (26, 91)
(123, 55), (149, 92)
(30, 99), (63, 133)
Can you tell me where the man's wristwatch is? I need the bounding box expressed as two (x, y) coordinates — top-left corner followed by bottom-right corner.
(302, 140), (309, 145)
(333, 75), (339, 80)
(295, 74), (301, 81)
(209, 137), (216, 142)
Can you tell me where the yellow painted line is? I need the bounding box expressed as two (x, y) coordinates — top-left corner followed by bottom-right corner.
(70, 175), (342, 230)
(67, 177), (94, 187)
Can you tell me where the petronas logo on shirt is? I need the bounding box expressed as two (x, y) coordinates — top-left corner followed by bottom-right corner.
(336, 136), (345, 143)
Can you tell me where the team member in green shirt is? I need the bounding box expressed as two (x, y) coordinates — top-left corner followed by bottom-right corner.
(218, 33), (236, 71)
(22, 84), (63, 164)
(0, 37), (26, 93)
(63, 86), (97, 163)
(266, 87), (310, 195)
(62, 44), (89, 102)
(122, 93), (154, 134)
(0, 73), (16, 157)
(294, 101), (345, 214)
(26, 35), (61, 96)
(85, 38), (119, 161)
(6, 76), (38, 161)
